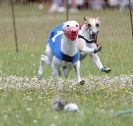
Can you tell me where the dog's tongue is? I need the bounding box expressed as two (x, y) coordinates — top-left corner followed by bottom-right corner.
(70, 33), (78, 41)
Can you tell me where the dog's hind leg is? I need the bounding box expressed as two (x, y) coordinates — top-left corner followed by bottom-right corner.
(37, 55), (49, 79)
(89, 53), (103, 70)
(62, 66), (72, 78)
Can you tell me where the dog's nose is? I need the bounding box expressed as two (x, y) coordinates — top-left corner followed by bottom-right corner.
(71, 27), (79, 32)
(92, 32), (96, 36)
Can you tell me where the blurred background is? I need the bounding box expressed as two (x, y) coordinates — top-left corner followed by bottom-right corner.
(0, 0), (133, 77)
(1, 0), (133, 12)
(1, 0), (133, 36)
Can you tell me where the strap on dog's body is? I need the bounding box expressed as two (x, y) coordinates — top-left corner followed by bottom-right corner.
(78, 35), (96, 43)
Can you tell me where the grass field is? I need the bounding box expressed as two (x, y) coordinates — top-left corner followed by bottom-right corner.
(0, 3), (133, 126)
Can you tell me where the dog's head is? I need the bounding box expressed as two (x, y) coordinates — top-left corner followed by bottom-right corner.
(83, 16), (101, 40)
(63, 20), (79, 41)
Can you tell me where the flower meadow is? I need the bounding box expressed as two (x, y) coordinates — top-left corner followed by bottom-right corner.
(0, 3), (133, 126)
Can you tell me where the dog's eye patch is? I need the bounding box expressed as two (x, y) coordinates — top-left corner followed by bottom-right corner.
(96, 23), (99, 27)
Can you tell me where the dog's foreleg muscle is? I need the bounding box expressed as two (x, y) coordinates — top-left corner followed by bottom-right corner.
(81, 46), (95, 54)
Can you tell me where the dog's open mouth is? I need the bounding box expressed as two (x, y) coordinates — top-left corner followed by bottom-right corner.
(70, 31), (78, 41)
(64, 27), (79, 41)
(90, 33), (97, 40)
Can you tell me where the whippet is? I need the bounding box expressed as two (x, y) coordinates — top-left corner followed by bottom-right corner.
(78, 16), (111, 73)
(38, 20), (85, 91)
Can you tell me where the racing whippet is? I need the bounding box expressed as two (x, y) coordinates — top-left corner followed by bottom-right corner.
(78, 16), (111, 73)
(38, 20), (85, 91)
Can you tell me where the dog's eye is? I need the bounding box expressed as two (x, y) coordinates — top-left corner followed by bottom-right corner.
(67, 25), (70, 27)
(88, 23), (91, 28)
(96, 23), (99, 27)
(76, 24), (78, 27)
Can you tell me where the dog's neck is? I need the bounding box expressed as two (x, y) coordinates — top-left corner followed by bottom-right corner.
(60, 34), (78, 56)
(79, 24), (91, 41)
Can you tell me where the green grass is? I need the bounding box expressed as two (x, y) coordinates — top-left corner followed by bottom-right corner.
(0, 79), (133, 126)
(0, 3), (133, 126)
(0, 4), (133, 77)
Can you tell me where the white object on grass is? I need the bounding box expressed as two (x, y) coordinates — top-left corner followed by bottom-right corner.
(64, 103), (79, 112)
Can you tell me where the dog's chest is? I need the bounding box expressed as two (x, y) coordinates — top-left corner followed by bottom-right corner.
(61, 40), (78, 56)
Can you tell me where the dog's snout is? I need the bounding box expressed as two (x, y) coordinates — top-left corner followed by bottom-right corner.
(71, 27), (79, 32)
(64, 27), (79, 41)
(92, 32), (96, 36)
(71, 27), (79, 35)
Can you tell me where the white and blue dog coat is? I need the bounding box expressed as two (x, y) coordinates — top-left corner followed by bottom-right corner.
(48, 24), (80, 64)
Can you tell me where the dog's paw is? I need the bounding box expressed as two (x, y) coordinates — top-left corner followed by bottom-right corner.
(37, 73), (43, 80)
(101, 67), (111, 73)
(94, 46), (102, 53)
(79, 80), (85, 85)
(98, 45), (102, 51)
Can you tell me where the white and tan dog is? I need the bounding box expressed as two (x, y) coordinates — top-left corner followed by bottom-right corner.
(38, 20), (85, 91)
(78, 16), (111, 73)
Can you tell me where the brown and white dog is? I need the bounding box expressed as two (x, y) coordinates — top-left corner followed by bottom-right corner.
(38, 20), (85, 91)
(78, 16), (111, 73)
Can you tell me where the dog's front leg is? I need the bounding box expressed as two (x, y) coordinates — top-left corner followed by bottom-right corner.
(89, 53), (111, 73)
(82, 45), (102, 55)
(78, 39), (101, 55)
(89, 53), (103, 70)
(51, 57), (63, 92)
(88, 43), (103, 69)
(74, 60), (85, 85)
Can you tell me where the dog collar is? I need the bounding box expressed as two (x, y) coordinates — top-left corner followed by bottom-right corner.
(78, 35), (96, 43)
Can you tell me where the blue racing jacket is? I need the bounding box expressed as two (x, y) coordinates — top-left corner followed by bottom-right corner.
(48, 24), (80, 64)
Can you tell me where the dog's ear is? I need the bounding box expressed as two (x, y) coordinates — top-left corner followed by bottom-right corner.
(84, 17), (87, 23)
(96, 17), (101, 24)
(84, 16), (86, 21)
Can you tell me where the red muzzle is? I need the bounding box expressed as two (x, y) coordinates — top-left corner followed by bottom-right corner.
(63, 27), (79, 41)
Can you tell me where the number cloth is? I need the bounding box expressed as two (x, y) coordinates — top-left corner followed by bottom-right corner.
(48, 24), (80, 64)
